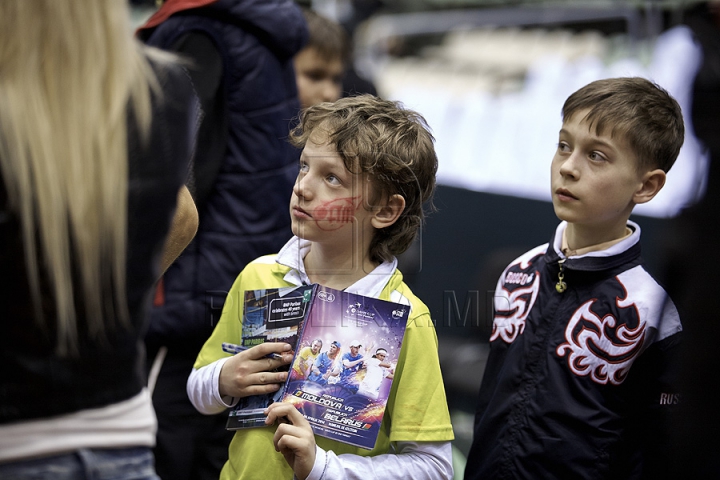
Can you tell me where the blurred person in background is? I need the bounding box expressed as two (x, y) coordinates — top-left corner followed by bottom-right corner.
(0, 0), (199, 478)
(295, 7), (349, 109)
(136, 1), (307, 479)
(300, 0), (379, 98)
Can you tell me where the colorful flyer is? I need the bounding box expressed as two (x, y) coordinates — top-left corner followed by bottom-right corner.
(282, 285), (409, 449)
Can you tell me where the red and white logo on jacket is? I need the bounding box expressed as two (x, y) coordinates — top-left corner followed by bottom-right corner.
(553, 266), (682, 385)
(490, 247), (544, 344)
(556, 298), (646, 385)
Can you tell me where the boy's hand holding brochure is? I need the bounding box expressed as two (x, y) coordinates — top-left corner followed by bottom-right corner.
(266, 402), (316, 480)
(219, 342), (295, 399)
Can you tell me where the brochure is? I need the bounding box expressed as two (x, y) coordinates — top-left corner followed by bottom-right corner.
(225, 284), (409, 450)
(225, 284), (316, 430)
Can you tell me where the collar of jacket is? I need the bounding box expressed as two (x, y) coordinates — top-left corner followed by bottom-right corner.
(138, 0), (218, 33)
(137, 0), (308, 59)
(543, 220), (643, 272)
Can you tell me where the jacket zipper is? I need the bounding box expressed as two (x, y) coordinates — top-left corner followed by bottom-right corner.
(555, 259), (567, 293)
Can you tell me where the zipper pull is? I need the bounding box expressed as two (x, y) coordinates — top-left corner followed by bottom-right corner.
(556, 259), (567, 293)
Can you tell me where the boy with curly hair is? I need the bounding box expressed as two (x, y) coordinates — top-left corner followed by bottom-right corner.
(188, 95), (454, 479)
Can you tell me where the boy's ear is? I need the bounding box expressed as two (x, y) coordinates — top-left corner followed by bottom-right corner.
(371, 194), (406, 229)
(633, 169), (666, 205)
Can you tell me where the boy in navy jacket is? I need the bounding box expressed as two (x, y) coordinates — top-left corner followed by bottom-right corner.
(465, 77), (684, 480)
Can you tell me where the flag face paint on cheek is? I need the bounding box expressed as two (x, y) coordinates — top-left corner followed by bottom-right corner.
(313, 196), (361, 231)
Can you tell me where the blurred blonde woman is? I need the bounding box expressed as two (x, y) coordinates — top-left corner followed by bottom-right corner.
(0, 1), (198, 478)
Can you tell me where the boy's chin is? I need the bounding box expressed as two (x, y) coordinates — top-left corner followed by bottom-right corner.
(552, 203), (583, 224)
(291, 225), (305, 239)
(291, 224), (315, 242)
(551, 205), (568, 222)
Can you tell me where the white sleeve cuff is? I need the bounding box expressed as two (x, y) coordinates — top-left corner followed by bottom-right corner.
(304, 445), (328, 480)
(186, 357), (238, 414)
(314, 441), (452, 480)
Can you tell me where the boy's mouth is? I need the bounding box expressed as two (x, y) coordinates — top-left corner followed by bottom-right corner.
(293, 206), (312, 218)
(555, 188), (578, 201)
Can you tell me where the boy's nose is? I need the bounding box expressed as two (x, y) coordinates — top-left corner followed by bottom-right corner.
(293, 179), (304, 198)
(293, 175), (311, 199)
(322, 80), (341, 103)
(559, 153), (580, 179)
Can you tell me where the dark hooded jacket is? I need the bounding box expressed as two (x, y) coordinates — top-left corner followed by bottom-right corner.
(138, 0), (307, 390)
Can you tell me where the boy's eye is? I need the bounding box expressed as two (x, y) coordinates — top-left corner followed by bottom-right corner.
(588, 151), (607, 162)
(299, 162), (309, 173)
(326, 174), (341, 185)
(305, 70), (326, 82)
(557, 142), (571, 153)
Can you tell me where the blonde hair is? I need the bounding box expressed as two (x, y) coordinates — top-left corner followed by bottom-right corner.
(0, 0), (162, 355)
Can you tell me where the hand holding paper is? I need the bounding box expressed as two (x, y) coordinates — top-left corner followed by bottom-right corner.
(218, 342), (293, 398)
(266, 402), (316, 480)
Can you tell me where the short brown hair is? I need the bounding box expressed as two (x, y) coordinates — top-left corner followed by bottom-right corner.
(562, 77), (684, 173)
(302, 8), (349, 66)
(289, 95), (438, 263)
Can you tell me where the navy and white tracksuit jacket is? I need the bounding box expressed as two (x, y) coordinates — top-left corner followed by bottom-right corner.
(465, 221), (682, 480)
